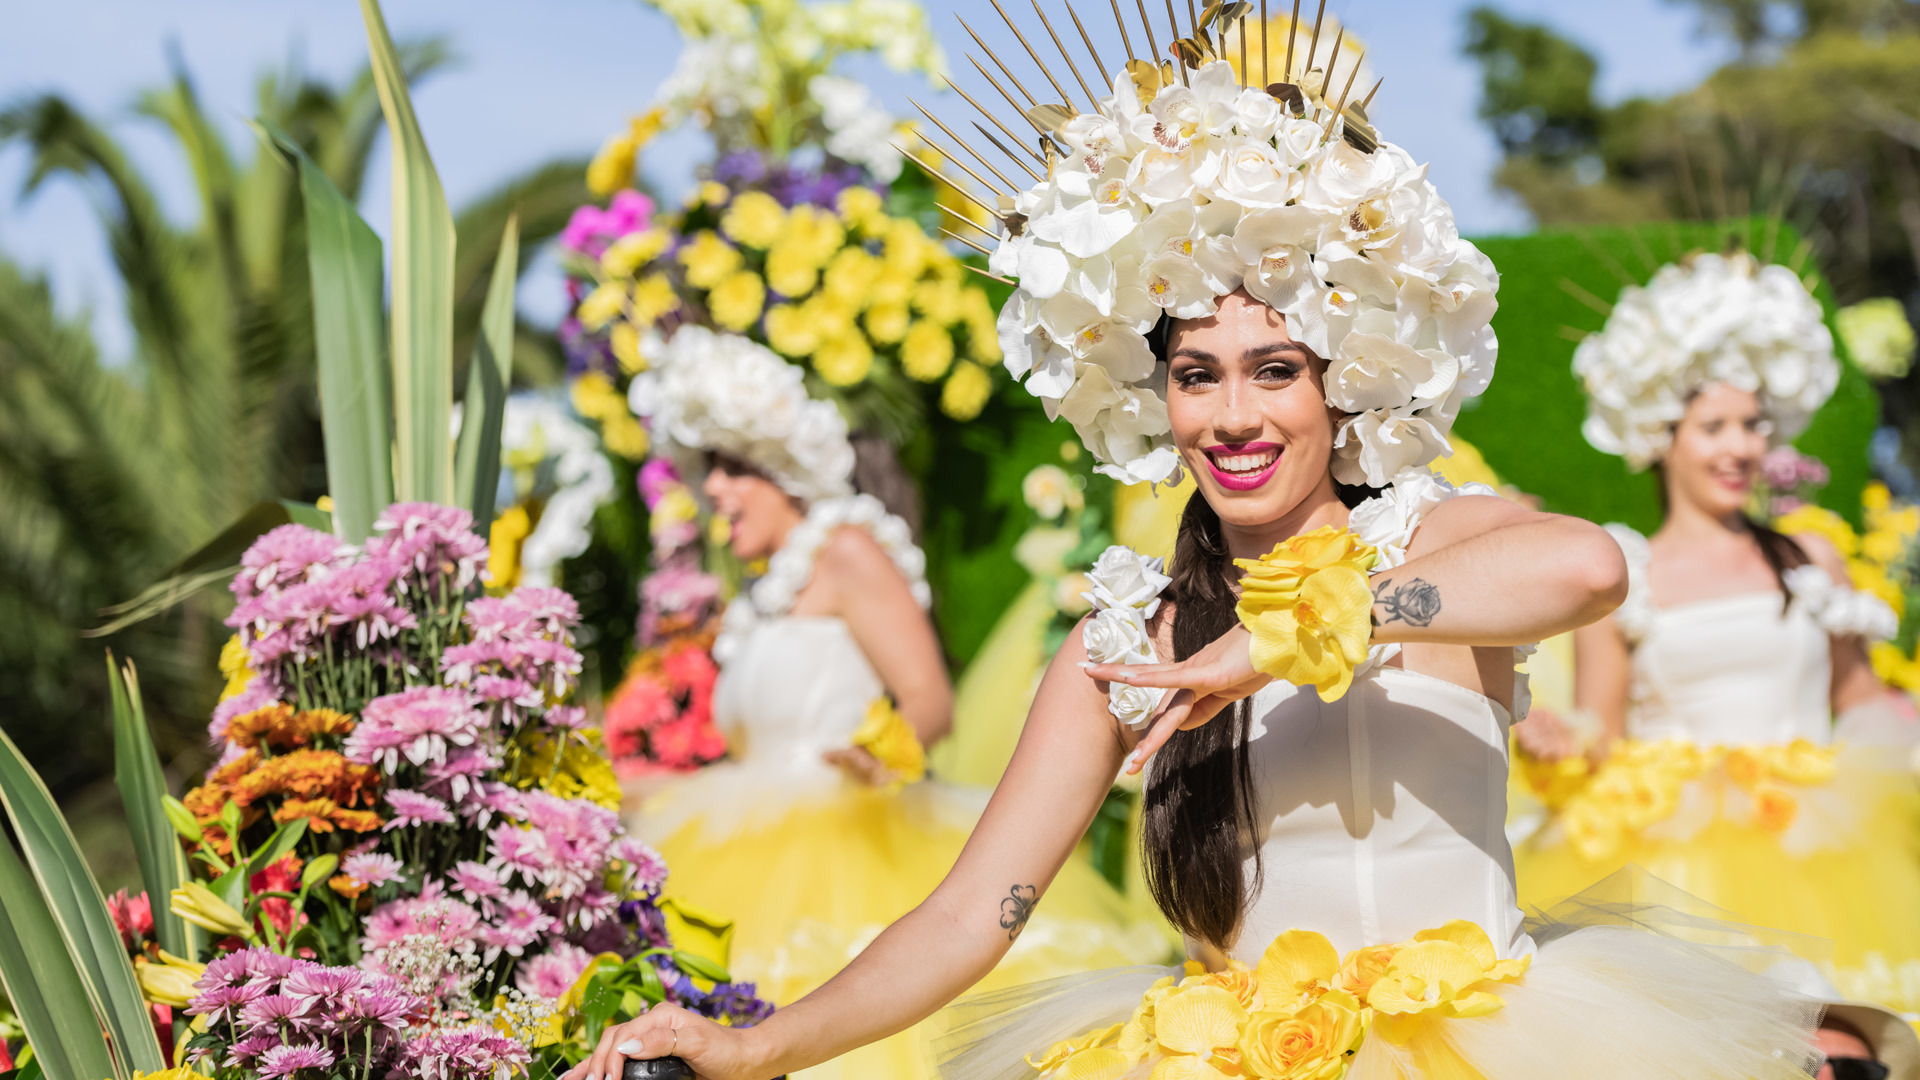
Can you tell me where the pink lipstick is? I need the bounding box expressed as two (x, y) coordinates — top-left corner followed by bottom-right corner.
(1203, 442), (1282, 491)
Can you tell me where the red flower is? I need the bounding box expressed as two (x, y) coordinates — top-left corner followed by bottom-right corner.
(107, 889), (154, 953)
(248, 854), (306, 936)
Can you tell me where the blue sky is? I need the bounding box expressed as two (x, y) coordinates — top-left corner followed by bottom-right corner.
(0, 0), (1734, 360)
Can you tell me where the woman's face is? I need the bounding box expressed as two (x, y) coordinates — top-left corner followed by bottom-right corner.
(1165, 290), (1341, 529)
(1664, 382), (1770, 519)
(702, 457), (805, 561)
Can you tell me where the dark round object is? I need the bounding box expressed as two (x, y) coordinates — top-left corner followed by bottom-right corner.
(622, 1058), (695, 1080)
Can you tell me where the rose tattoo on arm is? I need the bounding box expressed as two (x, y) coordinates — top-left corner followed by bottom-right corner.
(1373, 576), (1443, 628)
(999, 885), (1038, 941)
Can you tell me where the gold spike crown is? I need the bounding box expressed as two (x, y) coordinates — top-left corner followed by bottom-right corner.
(908, 0), (1500, 490)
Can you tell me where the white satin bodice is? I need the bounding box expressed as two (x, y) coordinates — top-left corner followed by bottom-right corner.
(1201, 665), (1535, 966)
(1625, 594), (1834, 746)
(711, 616), (884, 777)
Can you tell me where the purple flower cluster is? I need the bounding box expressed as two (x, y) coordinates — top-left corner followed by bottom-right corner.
(711, 150), (873, 209)
(1761, 447), (1833, 517)
(402, 1026), (532, 1080)
(443, 588), (585, 706)
(370, 503), (489, 599)
(186, 948), (423, 1080)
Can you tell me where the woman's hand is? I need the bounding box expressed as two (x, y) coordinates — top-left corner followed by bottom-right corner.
(564, 1004), (764, 1080)
(822, 746), (897, 787)
(1085, 624), (1271, 775)
(1512, 706), (1579, 762)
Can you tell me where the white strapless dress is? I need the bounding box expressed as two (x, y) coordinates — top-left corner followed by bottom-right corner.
(1516, 524), (1920, 1014)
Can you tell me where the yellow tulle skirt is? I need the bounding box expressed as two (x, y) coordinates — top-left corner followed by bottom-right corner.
(634, 768), (1177, 1080)
(932, 871), (1823, 1080)
(1514, 739), (1920, 1012)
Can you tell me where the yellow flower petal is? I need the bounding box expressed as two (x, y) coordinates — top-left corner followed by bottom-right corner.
(1410, 921), (1498, 969)
(1254, 929), (1341, 1008)
(1154, 985), (1247, 1056)
(1366, 940), (1493, 1017)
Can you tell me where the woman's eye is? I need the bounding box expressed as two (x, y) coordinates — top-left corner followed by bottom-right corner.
(1255, 363), (1299, 383)
(1174, 367), (1217, 388)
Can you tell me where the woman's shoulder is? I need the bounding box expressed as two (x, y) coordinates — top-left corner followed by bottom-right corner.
(1783, 528), (1849, 584)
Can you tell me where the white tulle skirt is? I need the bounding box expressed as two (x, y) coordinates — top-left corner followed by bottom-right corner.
(932, 872), (1823, 1080)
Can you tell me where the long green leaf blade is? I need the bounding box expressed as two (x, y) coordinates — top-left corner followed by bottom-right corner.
(361, 0), (456, 507)
(0, 726), (164, 1075)
(0, 835), (119, 1080)
(282, 129), (393, 542)
(453, 212), (519, 529)
(108, 657), (198, 958)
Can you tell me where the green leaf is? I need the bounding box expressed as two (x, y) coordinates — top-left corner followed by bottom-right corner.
(242, 817), (309, 882)
(106, 656), (198, 958)
(302, 852), (339, 888)
(84, 500), (332, 636)
(259, 119), (394, 543)
(361, 0), (456, 507)
(670, 949), (732, 984)
(579, 982), (620, 1046)
(161, 795), (202, 843)
(454, 212), (519, 530)
(0, 727), (164, 1075)
(0, 835), (119, 1080)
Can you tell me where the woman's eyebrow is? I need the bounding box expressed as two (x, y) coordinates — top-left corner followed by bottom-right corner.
(1245, 342), (1309, 360)
(1170, 347), (1218, 363)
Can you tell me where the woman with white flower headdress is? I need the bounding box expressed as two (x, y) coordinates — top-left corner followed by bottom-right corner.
(624, 326), (1172, 1080)
(1511, 249), (1920, 1013)
(570, 7), (1825, 1079)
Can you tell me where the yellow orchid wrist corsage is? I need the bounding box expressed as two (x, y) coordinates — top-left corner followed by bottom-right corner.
(1234, 527), (1380, 703)
(851, 697), (927, 790)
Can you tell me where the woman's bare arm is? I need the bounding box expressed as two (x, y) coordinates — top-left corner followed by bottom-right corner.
(1794, 532), (1899, 715)
(809, 526), (954, 744)
(567, 621), (1128, 1080)
(1573, 613), (1632, 755)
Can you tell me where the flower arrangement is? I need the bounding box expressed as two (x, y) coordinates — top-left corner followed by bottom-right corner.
(1080, 546), (1174, 731)
(989, 59), (1500, 488)
(1573, 251), (1837, 471)
(157, 503), (772, 1076)
(1235, 528), (1380, 702)
(1026, 919), (1529, 1080)
(1769, 483), (1920, 693)
(480, 394), (619, 591)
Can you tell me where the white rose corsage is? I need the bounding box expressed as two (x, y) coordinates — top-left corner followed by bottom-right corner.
(1081, 545), (1170, 730)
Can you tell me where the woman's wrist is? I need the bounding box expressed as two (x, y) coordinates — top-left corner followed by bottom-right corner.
(736, 1020), (786, 1079)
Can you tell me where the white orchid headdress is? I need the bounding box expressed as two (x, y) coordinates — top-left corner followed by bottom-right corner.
(629, 325), (857, 502)
(1572, 250), (1839, 471)
(905, 0), (1499, 487)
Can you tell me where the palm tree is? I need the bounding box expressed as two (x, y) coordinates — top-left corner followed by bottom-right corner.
(0, 44), (589, 817)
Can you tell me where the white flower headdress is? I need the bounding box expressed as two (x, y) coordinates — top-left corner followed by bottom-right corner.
(629, 325), (856, 502)
(907, 3), (1498, 487)
(1572, 251), (1838, 470)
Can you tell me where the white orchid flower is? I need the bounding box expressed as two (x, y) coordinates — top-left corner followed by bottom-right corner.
(1326, 310), (1461, 413)
(1142, 252), (1218, 320)
(1030, 159), (1143, 259)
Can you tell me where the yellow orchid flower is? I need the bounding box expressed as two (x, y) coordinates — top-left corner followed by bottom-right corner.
(1253, 929), (1341, 1009)
(1759, 740), (1838, 786)
(850, 698), (927, 789)
(1752, 782), (1800, 833)
(1367, 940), (1509, 1024)
(1054, 1048), (1133, 1080)
(1238, 988), (1367, 1080)
(1242, 567), (1375, 703)
(1334, 943), (1401, 1002)
(1410, 921), (1530, 983)
(137, 950), (208, 1008)
(1026, 1023), (1123, 1071)
(1151, 985), (1247, 1076)
(171, 882), (251, 939)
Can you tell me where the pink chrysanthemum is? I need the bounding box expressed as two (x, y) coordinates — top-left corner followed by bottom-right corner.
(514, 942), (594, 1001)
(341, 852), (404, 888)
(382, 789), (455, 831)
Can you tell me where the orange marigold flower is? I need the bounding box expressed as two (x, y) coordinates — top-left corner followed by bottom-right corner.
(329, 874), (369, 900)
(296, 708), (356, 741)
(329, 809), (385, 833)
(223, 704), (297, 751)
(275, 798), (345, 832)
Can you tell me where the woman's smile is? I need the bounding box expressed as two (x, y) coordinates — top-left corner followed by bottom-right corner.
(1204, 442), (1283, 490)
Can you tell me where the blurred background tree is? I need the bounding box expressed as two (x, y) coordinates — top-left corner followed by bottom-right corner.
(0, 44), (585, 880)
(1463, 0), (1920, 465)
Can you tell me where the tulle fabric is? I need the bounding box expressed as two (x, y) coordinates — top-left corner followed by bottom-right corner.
(930, 871), (1822, 1080)
(635, 772), (1175, 1080)
(1516, 745), (1920, 1011)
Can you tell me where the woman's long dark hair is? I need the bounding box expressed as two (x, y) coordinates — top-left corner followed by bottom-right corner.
(1137, 313), (1376, 950)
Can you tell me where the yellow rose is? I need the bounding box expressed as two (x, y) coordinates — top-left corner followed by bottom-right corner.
(1238, 988), (1366, 1080)
(865, 303), (912, 345)
(720, 190), (788, 250)
(941, 362), (993, 420)
(708, 271), (767, 332)
(1236, 527), (1380, 606)
(1334, 944), (1400, 1003)
(1723, 747), (1766, 792)
(601, 229), (671, 279)
(901, 321), (956, 381)
(765, 241), (823, 298)
(1753, 781), (1800, 832)
(586, 133), (635, 197)
(765, 304), (821, 358)
(610, 323), (647, 374)
(677, 230), (743, 290)
(1181, 962), (1260, 1011)
(576, 281), (627, 331)
(813, 334), (874, 386)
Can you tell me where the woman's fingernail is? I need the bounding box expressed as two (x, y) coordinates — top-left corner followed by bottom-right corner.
(617, 1041), (643, 1054)
(1077, 661), (1096, 669)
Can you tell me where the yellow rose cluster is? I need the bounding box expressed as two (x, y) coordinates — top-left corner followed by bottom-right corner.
(1234, 528), (1380, 703)
(851, 696), (927, 791)
(1027, 920), (1531, 1080)
(577, 180), (1002, 422)
(1776, 485), (1920, 692)
(1555, 738), (1838, 862)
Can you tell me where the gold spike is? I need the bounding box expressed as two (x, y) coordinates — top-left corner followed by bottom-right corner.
(1557, 325), (1593, 343)
(1785, 235), (1813, 274)
(1188, 0), (1201, 42)
(970, 56), (1042, 132)
(913, 127), (1011, 196)
(974, 119), (1045, 180)
(989, 0), (1078, 111)
(1026, 103), (1079, 136)
(1032, 1), (1098, 109)
(1574, 230), (1638, 289)
(950, 77), (1048, 173)
(1067, 3), (1112, 90)
(1322, 47), (1361, 137)
(961, 16), (1039, 106)
(939, 204), (1001, 241)
(1358, 77), (1382, 113)
(940, 225), (995, 257)
(1625, 225), (1659, 276)
(1110, 0), (1137, 60)
(1284, 0), (1300, 79)
(1303, 0), (1328, 77)
(1559, 277), (1614, 316)
(1163, 0), (1189, 82)
(911, 98), (1023, 191)
(963, 263), (1016, 286)
(1261, 0), (1269, 86)
(894, 143), (1002, 220)
(1319, 26), (1344, 97)
(1238, 15), (1248, 88)
(1135, 0), (1162, 68)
